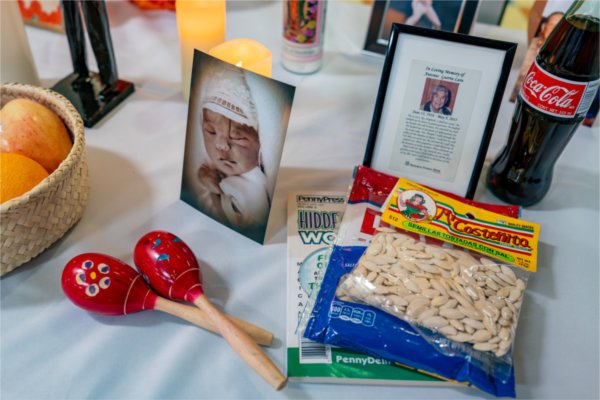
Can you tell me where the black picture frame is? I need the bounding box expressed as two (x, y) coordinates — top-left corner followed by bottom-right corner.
(364, 0), (480, 56)
(363, 23), (516, 199)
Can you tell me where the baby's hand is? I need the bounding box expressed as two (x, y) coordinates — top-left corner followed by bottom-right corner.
(197, 164), (223, 194)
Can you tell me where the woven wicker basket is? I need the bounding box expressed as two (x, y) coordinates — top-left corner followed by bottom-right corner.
(1, 83), (89, 276)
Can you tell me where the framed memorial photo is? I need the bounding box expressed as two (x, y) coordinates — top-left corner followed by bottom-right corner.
(363, 23), (516, 199)
(181, 51), (295, 244)
(364, 0), (480, 56)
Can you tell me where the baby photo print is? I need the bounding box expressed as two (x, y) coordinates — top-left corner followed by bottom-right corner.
(181, 51), (295, 244)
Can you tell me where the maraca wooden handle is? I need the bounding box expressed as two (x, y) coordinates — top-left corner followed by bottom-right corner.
(154, 297), (273, 347)
(194, 295), (287, 390)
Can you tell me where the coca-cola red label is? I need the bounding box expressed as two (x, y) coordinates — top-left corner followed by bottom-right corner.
(520, 60), (599, 118)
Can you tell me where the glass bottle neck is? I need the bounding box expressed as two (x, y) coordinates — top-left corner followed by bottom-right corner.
(565, 0), (600, 21)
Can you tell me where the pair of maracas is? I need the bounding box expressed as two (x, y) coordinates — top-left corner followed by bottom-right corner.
(61, 230), (287, 389)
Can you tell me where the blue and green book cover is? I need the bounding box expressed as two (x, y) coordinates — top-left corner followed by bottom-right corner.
(286, 191), (445, 384)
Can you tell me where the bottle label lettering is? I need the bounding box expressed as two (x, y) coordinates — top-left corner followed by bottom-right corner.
(520, 60), (599, 118)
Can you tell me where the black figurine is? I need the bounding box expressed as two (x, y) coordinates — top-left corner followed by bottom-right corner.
(52, 0), (134, 127)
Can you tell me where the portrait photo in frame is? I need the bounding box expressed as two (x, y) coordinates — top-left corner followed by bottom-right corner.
(364, 0), (480, 56)
(181, 51), (295, 244)
(363, 24), (516, 199)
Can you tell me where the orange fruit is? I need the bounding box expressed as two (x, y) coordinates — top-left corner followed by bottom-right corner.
(0, 153), (49, 204)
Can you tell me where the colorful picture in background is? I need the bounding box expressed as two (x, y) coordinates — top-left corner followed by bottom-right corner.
(380, 0), (468, 40)
(499, 0), (535, 31)
(18, 0), (64, 32)
(129, 0), (175, 11)
(284, 0), (320, 44)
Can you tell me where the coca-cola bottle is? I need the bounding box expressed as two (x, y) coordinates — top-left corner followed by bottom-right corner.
(487, 0), (599, 206)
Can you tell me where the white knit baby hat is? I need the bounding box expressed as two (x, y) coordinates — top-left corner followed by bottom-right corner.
(201, 65), (259, 132)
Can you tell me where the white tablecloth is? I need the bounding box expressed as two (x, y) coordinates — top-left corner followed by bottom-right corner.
(2, 1), (598, 399)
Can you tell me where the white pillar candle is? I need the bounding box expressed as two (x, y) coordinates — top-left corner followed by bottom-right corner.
(0, 0), (40, 86)
(208, 38), (272, 78)
(176, 0), (226, 101)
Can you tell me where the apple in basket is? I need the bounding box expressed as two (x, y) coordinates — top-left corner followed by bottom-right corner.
(0, 98), (72, 174)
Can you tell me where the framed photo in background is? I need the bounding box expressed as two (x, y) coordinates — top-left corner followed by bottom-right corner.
(364, 0), (480, 56)
(18, 0), (65, 32)
(363, 24), (516, 198)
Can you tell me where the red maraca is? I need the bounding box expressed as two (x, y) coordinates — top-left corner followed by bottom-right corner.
(134, 231), (287, 390)
(61, 253), (273, 345)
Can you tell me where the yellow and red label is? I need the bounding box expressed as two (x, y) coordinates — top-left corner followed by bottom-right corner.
(381, 178), (540, 272)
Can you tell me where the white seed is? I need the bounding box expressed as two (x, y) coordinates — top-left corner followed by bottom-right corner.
(436, 278), (451, 292)
(369, 254), (398, 265)
(488, 336), (502, 344)
(480, 257), (500, 268)
(403, 294), (421, 302)
(404, 279), (421, 293)
(366, 271), (379, 281)
(497, 287), (511, 298)
(471, 329), (492, 342)
(441, 299), (458, 310)
(474, 342), (497, 352)
(413, 251), (434, 259)
(492, 298), (506, 310)
(496, 272), (516, 285)
(439, 308), (466, 320)
(465, 286), (480, 300)
(485, 277), (499, 290)
(449, 333), (472, 342)
(505, 300), (517, 314)
(430, 280), (448, 296)
(499, 339), (511, 351)
(433, 258), (454, 270)
(490, 273), (509, 287)
(458, 305), (482, 320)
(439, 325), (458, 336)
(500, 265), (517, 282)
(499, 327), (511, 341)
(422, 316), (449, 329)
(483, 315), (498, 336)
(482, 304), (500, 322)
(501, 307), (513, 320)
(407, 296), (430, 313)
(412, 277), (431, 290)
(449, 319), (465, 331)
(450, 291), (473, 308)
(387, 295), (409, 307)
(462, 318), (485, 330)
(495, 347), (509, 357)
(417, 307), (439, 321)
(418, 263), (441, 274)
(509, 287), (522, 302)
(400, 260), (420, 273)
(431, 295), (450, 307)
(422, 288), (441, 299)
(406, 305), (428, 319)
(362, 260), (380, 272)
(366, 242), (383, 256)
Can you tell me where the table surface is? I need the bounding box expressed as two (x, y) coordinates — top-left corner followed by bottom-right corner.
(2, 2), (598, 399)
